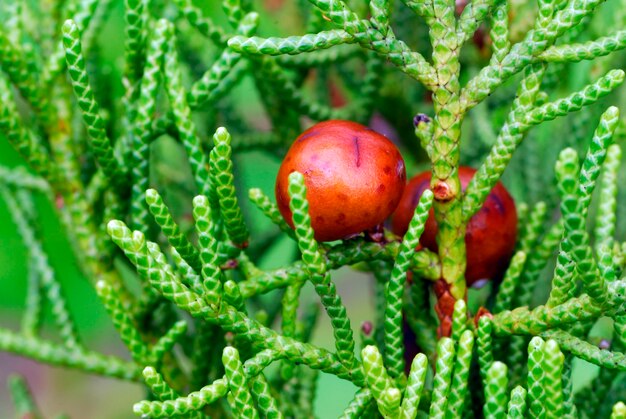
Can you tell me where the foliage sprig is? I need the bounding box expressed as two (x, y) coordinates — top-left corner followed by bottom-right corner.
(2, 0), (626, 417)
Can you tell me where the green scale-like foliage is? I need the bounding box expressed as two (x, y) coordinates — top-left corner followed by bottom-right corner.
(3, 0), (626, 417)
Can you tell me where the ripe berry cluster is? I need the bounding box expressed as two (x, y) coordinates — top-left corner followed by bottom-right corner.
(276, 120), (518, 285)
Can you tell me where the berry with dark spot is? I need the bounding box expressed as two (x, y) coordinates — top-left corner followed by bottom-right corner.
(276, 120), (406, 242)
(391, 166), (517, 285)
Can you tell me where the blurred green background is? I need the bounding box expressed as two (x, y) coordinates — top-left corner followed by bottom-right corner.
(0, 0), (616, 416)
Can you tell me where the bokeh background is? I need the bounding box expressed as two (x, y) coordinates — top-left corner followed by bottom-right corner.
(1, 0), (621, 416)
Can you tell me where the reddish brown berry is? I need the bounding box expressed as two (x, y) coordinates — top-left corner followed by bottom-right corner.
(391, 166), (517, 286)
(276, 120), (406, 242)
